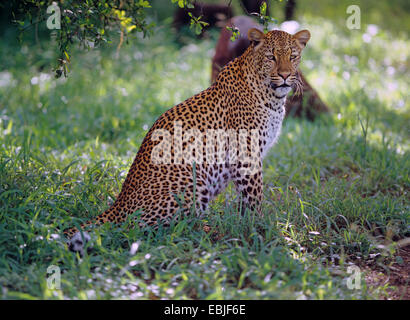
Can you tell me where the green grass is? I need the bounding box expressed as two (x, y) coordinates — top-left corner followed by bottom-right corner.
(0, 9), (409, 299)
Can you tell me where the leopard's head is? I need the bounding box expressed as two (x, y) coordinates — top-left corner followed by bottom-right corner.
(247, 28), (310, 96)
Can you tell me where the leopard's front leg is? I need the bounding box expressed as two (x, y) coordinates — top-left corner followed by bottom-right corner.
(231, 165), (263, 215)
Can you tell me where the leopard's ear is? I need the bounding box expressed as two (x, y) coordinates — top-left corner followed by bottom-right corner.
(293, 30), (310, 49)
(248, 28), (265, 49)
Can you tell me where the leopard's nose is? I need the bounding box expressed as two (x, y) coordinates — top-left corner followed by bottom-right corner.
(278, 72), (290, 80)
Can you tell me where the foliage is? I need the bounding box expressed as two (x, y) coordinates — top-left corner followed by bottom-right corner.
(253, 0), (277, 33)
(226, 1), (278, 41)
(188, 12), (209, 35)
(10, 0), (204, 77)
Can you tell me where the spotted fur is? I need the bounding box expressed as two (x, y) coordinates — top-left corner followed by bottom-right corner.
(65, 28), (310, 248)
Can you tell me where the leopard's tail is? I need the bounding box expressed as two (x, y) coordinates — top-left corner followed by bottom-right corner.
(63, 206), (122, 240)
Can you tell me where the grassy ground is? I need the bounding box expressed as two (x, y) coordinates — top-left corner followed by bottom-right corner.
(0, 9), (409, 299)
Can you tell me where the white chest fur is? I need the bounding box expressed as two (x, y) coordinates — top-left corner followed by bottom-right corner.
(261, 98), (286, 159)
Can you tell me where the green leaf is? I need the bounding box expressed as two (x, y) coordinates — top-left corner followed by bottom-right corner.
(260, 1), (267, 16)
(138, 0), (151, 8)
(195, 23), (202, 35)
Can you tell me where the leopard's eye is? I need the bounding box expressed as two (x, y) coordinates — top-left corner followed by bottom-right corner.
(267, 55), (276, 61)
(290, 55), (297, 60)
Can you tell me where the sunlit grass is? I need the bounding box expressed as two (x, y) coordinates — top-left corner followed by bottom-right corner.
(0, 11), (408, 300)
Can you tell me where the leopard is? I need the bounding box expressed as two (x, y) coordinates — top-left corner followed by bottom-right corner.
(65, 28), (311, 254)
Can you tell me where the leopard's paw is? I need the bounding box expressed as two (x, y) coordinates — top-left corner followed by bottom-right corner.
(68, 231), (92, 257)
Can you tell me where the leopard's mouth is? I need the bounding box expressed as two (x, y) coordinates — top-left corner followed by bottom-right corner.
(270, 82), (292, 98)
(270, 82), (291, 89)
